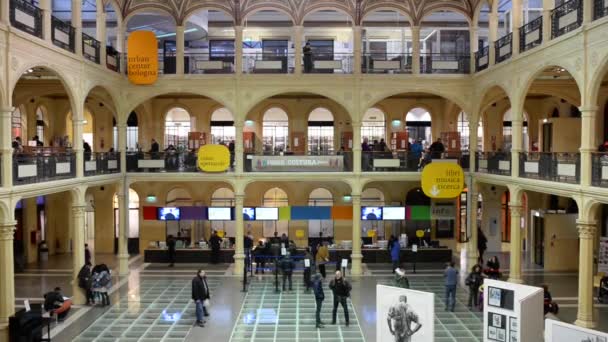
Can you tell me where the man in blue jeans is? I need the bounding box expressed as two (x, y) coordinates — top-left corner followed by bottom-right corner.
(444, 262), (458, 312)
(192, 269), (210, 327)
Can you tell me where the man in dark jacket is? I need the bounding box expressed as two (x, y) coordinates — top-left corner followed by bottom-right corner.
(77, 262), (94, 305)
(429, 138), (445, 159)
(209, 231), (222, 264)
(167, 235), (176, 267)
(192, 269), (210, 327)
(329, 270), (351, 326)
(280, 252), (295, 291)
(84, 243), (92, 265)
(312, 273), (325, 328)
(303, 247), (313, 293)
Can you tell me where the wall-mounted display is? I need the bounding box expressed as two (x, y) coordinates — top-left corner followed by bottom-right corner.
(383, 207), (406, 220)
(361, 207), (382, 220)
(158, 207), (180, 221)
(208, 207), (231, 221)
(256, 207), (279, 220)
(243, 207), (255, 221)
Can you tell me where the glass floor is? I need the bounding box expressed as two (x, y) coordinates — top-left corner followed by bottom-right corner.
(229, 279), (366, 342)
(73, 278), (220, 342)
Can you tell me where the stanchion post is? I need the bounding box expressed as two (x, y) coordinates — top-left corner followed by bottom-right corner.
(275, 256), (280, 293)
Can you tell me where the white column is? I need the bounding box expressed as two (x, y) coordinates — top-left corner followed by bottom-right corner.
(0, 221), (16, 326)
(73, 116), (84, 178)
(293, 26), (303, 75)
(117, 182), (129, 275)
(40, 0), (52, 42)
(411, 26), (421, 74)
(575, 220), (597, 328)
(542, 0), (553, 43)
(117, 21), (126, 74)
(470, 25), (478, 73)
(71, 193), (86, 304)
(583, 0), (594, 24)
(117, 123), (127, 173)
(465, 179), (479, 266)
(235, 26), (243, 74)
(235, 121), (244, 173)
(1, 0), (9, 24)
(489, 11), (498, 66)
(512, 0), (522, 57)
(96, 7), (107, 65)
(508, 199), (524, 284)
(353, 26), (362, 74)
(352, 122), (361, 173)
(234, 192), (245, 275)
(351, 193), (362, 276)
(470, 118), (479, 171)
(1, 107), (13, 188)
(176, 25), (185, 75)
(580, 106), (597, 187)
(511, 119), (523, 178)
(72, 0), (82, 56)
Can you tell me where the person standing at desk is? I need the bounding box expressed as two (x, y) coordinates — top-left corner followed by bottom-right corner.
(316, 242), (329, 278)
(167, 235), (176, 267)
(209, 230), (222, 264)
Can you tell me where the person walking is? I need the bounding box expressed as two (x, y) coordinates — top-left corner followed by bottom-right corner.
(312, 273), (325, 328)
(84, 243), (92, 265)
(279, 252), (295, 291)
(209, 230), (222, 264)
(254, 240), (267, 274)
(329, 270), (351, 327)
(465, 264), (484, 309)
(303, 247), (313, 293)
(316, 242), (329, 278)
(167, 235), (176, 267)
(393, 266), (410, 289)
(444, 262), (458, 312)
(192, 269), (210, 327)
(244, 231), (254, 273)
(477, 228), (488, 264)
(390, 238), (401, 273)
(77, 262), (94, 305)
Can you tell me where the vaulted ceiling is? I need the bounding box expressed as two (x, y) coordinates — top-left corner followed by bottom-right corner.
(107, 0), (490, 26)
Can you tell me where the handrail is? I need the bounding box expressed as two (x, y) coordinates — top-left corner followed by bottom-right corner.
(551, 0), (583, 39)
(9, 0), (43, 38)
(420, 53), (471, 74)
(475, 46), (490, 72)
(520, 16), (543, 52)
(51, 15), (75, 52)
(494, 33), (513, 64)
(594, 0), (608, 19)
(82, 32), (100, 64)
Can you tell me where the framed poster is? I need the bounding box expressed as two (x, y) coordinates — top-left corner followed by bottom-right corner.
(377, 285), (434, 342)
(488, 312), (507, 342)
(489, 287), (502, 307)
(545, 319), (608, 342)
(488, 287), (515, 310)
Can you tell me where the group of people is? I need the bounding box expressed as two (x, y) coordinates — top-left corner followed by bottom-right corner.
(361, 136), (447, 171)
(77, 262), (112, 306)
(146, 138), (236, 170)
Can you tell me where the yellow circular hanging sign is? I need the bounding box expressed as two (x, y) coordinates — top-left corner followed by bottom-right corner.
(198, 144), (230, 172)
(421, 162), (464, 199)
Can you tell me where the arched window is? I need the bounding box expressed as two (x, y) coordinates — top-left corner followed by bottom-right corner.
(11, 106), (24, 139)
(361, 108), (386, 144)
(308, 107), (334, 154)
(211, 187), (235, 237)
(263, 107), (289, 154)
(165, 107), (191, 148)
(113, 189), (141, 244)
(263, 187), (289, 236)
(166, 187), (192, 206)
(308, 188), (334, 237)
(83, 109), (94, 151)
(35, 106), (46, 144)
(406, 108), (432, 145)
(457, 112), (483, 150)
(502, 109), (529, 151)
(362, 188), (386, 239)
(112, 112), (139, 151)
(210, 108), (235, 145)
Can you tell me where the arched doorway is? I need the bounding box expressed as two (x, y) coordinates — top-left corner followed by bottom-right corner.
(113, 188), (140, 254)
(361, 108), (386, 144)
(307, 107), (334, 155)
(165, 107), (191, 148)
(262, 107), (289, 154)
(308, 188), (334, 237)
(406, 108), (432, 145)
(502, 109), (529, 151)
(35, 106), (47, 144)
(210, 108), (235, 145)
(263, 187), (288, 236)
(457, 111), (483, 151)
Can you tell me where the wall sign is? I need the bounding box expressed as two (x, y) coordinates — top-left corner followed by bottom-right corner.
(421, 162), (464, 199)
(127, 31), (158, 85)
(250, 155), (344, 172)
(198, 144), (230, 172)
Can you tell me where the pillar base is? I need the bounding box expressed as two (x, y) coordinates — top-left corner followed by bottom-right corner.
(118, 254), (129, 276)
(233, 253), (245, 276)
(575, 318), (597, 329)
(350, 253), (363, 276)
(507, 277), (524, 284)
(0, 324), (8, 342)
(71, 282), (86, 305)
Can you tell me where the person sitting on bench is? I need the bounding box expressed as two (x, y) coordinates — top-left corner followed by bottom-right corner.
(43, 287), (72, 321)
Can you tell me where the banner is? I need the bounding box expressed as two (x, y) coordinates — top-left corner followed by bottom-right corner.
(377, 284), (434, 342)
(250, 155), (344, 172)
(127, 31), (158, 85)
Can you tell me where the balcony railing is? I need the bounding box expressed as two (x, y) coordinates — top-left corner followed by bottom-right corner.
(362, 151), (468, 172)
(595, 0), (608, 19)
(106, 46), (120, 72)
(520, 16), (543, 53)
(51, 16), (75, 52)
(475, 46), (490, 72)
(84, 152), (121, 176)
(186, 53), (235, 74)
(362, 53), (412, 74)
(420, 54), (470, 74)
(303, 53), (353, 74)
(476, 152), (511, 175)
(10, 0), (42, 38)
(82, 32), (100, 64)
(245, 152), (352, 172)
(13, 151), (76, 185)
(495, 33), (513, 64)
(519, 152), (580, 184)
(552, 0), (583, 39)
(243, 53), (294, 74)
(127, 151), (234, 173)
(592, 153), (608, 187)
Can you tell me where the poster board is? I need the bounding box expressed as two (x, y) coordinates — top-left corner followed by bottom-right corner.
(377, 284), (434, 342)
(545, 318), (608, 342)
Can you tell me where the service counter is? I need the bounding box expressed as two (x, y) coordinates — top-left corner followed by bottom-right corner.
(144, 247), (452, 264)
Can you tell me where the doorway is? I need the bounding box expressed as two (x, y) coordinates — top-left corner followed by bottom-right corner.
(533, 215), (544, 267)
(542, 122), (553, 152)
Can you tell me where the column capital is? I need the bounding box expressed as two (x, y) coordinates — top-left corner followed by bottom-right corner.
(508, 204), (524, 216)
(0, 107), (14, 116)
(0, 223), (16, 240)
(579, 106), (599, 114)
(577, 221), (597, 239)
(72, 205), (86, 217)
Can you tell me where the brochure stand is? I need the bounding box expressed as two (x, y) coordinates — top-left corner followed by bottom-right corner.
(483, 279), (543, 342)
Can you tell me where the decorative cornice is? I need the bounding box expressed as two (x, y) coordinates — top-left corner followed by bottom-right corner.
(577, 223), (596, 239)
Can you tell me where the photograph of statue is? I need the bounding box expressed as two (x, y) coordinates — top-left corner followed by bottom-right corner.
(377, 285), (434, 342)
(386, 295), (422, 342)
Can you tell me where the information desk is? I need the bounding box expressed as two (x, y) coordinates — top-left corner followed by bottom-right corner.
(144, 247), (451, 264)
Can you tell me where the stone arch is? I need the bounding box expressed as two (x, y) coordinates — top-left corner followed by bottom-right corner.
(243, 89), (352, 120)
(518, 64), (584, 111)
(124, 91), (234, 117)
(300, 6), (354, 26)
(361, 6), (414, 27)
(242, 6), (296, 25)
(182, 6), (235, 26)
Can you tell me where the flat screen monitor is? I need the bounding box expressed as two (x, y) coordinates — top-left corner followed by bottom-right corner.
(243, 207), (255, 221)
(361, 207), (382, 220)
(383, 207), (406, 220)
(158, 207), (180, 221)
(208, 207), (232, 221)
(256, 207), (279, 220)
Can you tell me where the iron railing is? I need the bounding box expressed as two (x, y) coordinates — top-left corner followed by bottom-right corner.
(519, 152), (580, 184)
(242, 53), (294, 74)
(51, 16), (75, 52)
(361, 151), (468, 172)
(302, 53), (353, 74)
(127, 151), (234, 173)
(552, 0), (583, 39)
(495, 33), (513, 64)
(186, 53), (235, 74)
(594, 0), (608, 19)
(420, 53), (470, 74)
(362, 53), (412, 74)
(82, 32), (100, 64)
(520, 16), (543, 52)
(106, 46), (120, 72)
(475, 46), (490, 72)
(10, 0), (42, 38)
(245, 152), (352, 172)
(13, 151), (76, 185)
(592, 153), (608, 187)
(476, 152), (511, 175)
(84, 152), (121, 176)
